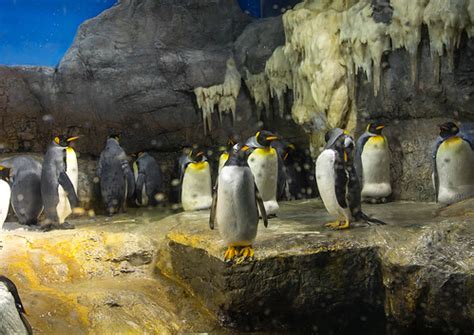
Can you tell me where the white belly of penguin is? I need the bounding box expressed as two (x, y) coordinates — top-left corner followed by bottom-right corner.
(0, 285), (28, 335)
(248, 148), (279, 215)
(436, 139), (474, 205)
(316, 149), (350, 220)
(361, 139), (391, 198)
(57, 148), (78, 223)
(216, 166), (259, 246)
(181, 162), (212, 211)
(0, 180), (11, 230)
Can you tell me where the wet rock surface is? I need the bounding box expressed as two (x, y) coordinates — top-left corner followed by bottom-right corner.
(161, 200), (474, 333)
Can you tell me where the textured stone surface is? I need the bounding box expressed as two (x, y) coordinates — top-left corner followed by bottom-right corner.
(159, 200), (474, 333)
(0, 209), (220, 334)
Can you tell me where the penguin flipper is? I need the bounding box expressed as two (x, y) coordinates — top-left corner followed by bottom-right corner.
(122, 162), (136, 201)
(255, 184), (268, 227)
(135, 172), (146, 205)
(209, 181), (218, 230)
(334, 153), (348, 209)
(58, 172), (79, 207)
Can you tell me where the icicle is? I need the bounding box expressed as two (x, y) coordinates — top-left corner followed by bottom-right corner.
(244, 71), (270, 121)
(265, 46), (292, 117)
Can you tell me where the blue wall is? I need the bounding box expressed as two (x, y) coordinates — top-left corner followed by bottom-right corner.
(238, 0), (300, 18)
(0, 0), (116, 67)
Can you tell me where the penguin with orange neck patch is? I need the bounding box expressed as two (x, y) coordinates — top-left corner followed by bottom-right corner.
(354, 122), (391, 203)
(245, 131), (280, 216)
(180, 147), (212, 211)
(432, 122), (474, 205)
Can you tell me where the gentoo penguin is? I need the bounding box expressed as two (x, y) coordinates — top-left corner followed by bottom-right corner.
(1, 156), (43, 226)
(355, 123), (391, 203)
(316, 128), (385, 229)
(97, 135), (135, 216)
(432, 122), (474, 205)
(0, 167), (11, 230)
(210, 143), (268, 263)
(41, 136), (80, 230)
(180, 148), (212, 211)
(246, 131), (280, 216)
(0, 275), (33, 335)
(133, 152), (163, 207)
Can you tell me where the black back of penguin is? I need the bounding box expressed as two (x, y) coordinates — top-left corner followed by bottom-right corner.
(135, 152), (163, 206)
(97, 137), (135, 215)
(1, 156), (42, 226)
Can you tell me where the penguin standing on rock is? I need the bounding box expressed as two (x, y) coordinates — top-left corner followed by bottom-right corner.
(1, 156), (43, 227)
(210, 143), (267, 263)
(316, 128), (386, 230)
(180, 148), (212, 211)
(97, 135), (135, 216)
(41, 136), (80, 230)
(133, 152), (163, 207)
(355, 122), (391, 203)
(432, 122), (474, 205)
(246, 131), (280, 216)
(0, 166), (11, 230)
(0, 275), (33, 335)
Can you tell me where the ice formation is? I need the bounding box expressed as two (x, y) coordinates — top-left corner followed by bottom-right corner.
(244, 71), (270, 120)
(265, 46), (292, 117)
(194, 58), (241, 134)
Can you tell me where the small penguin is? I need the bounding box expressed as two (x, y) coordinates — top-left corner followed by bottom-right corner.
(180, 148), (212, 211)
(210, 143), (268, 263)
(316, 128), (385, 229)
(133, 152), (163, 207)
(432, 122), (474, 205)
(355, 122), (391, 202)
(246, 131), (280, 216)
(41, 136), (80, 230)
(0, 166), (11, 230)
(0, 156), (43, 226)
(97, 135), (135, 216)
(0, 275), (33, 335)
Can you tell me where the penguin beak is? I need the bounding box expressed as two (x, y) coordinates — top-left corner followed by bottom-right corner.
(283, 152), (289, 160)
(241, 145), (250, 152)
(266, 136), (278, 141)
(375, 125), (385, 130)
(196, 151), (204, 157)
(67, 136), (80, 142)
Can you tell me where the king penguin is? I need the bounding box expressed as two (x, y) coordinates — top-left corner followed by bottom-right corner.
(245, 131), (280, 216)
(97, 135), (135, 216)
(0, 166), (11, 230)
(316, 128), (385, 229)
(41, 135), (80, 230)
(218, 138), (236, 173)
(210, 143), (268, 263)
(355, 122), (391, 202)
(0, 275), (33, 335)
(432, 122), (474, 205)
(133, 152), (163, 207)
(180, 148), (212, 211)
(0, 156), (43, 226)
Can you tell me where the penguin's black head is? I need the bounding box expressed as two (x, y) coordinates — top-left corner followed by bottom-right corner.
(367, 122), (385, 135)
(439, 122), (459, 138)
(225, 143), (250, 166)
(54, 135), (80, 147)
(109, 134), (121, 143)
(255, 130), (279, 147)
(189, 148), (206, 162)
(0, 166), (11, 182)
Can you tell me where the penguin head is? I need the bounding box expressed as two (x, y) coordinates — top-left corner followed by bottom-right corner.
(189, 148), (206, 162)
(367, 123), (385, 135)
(225, 143), (251, 166)
(324, 128), (345, 149)
(439, 122), (459, 138)
(255, 130), (279, 147)
(109, 134), (121, 143)
(54, 135), (80, 147)
(0, 166), (11, 182)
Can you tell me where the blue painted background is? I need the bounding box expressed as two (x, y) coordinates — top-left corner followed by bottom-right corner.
(0, 0), (116, 66)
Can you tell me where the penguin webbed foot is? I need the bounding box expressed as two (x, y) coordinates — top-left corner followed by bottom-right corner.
(235, 246), (254, 264)
(325, 220), (350, 230)
(325, 221), (340, 229)
(224, 246), (238, 263)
